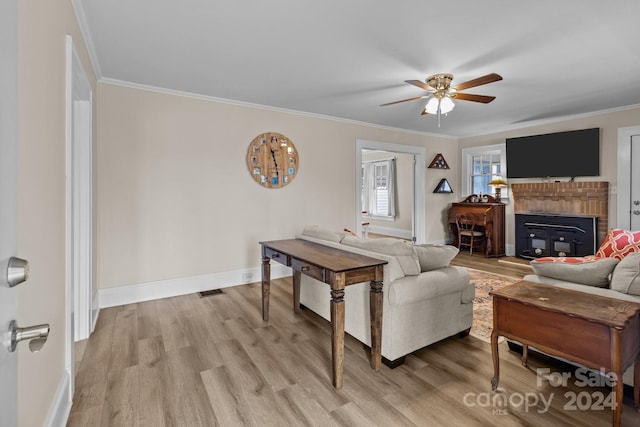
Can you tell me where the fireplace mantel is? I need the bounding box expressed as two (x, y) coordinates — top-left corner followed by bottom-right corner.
(510, 181), (608, 244)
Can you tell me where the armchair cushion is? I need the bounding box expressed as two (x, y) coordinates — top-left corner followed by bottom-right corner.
(413, 244), (459, 272)
(388, 266), (470, 305)
(341, 235), (420, 276)
(610, 253), (640, 295)
(301, 225), (346, 243)
(530, 256), (619, 288)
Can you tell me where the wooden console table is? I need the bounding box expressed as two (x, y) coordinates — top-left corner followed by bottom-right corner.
(260, 239), (387, 389)
(490, 281), (640, 427)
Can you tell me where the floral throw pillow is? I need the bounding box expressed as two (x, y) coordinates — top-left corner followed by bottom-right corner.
(595, 229), (640, 260)
(533, 256), (599, 264)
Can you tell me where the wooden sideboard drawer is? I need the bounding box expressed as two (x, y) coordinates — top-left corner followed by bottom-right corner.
(265, 248), (288, 265)
(291, 258), (325, 282)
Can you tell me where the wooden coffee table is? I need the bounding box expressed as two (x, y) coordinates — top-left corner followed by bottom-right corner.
(490, 280), (640, 427)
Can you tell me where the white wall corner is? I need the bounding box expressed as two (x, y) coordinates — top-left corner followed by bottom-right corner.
(98, 264), (292, 308)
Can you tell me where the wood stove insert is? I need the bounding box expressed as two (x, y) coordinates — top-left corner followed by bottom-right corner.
(515, 213), (597, 259)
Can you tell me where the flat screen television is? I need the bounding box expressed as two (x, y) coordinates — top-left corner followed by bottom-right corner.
(505, 128), (600, 178)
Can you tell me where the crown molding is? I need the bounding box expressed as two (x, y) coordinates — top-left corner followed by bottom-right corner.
(70, 0), (102, 79)
(98, 77), (458, 140)
(462, 103), (640, 139)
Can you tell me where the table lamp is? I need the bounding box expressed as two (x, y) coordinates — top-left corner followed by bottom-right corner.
(489, 177), (508, 203)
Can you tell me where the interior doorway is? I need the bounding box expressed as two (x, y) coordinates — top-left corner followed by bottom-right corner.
(355, 140), (426, 243)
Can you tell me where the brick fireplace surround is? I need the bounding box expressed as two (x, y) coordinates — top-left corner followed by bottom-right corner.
(510, 182), (609, 245)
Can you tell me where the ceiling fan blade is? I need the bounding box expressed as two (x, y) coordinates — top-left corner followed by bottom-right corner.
(405, 79), (434, 91)
(453, 93), (496, 103)
(379, 95), (427, 106)
(454, 73), (502, 91)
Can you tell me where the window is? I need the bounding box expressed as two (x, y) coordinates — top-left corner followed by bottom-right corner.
(362, 159), (396, 218)
(461, 143), (508, 201)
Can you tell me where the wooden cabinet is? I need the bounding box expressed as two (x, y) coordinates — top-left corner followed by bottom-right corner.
(447, 195), (505, 257)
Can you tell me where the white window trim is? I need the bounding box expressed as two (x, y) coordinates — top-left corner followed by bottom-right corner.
(461, 143), (509, 202)
(362, 158), (396, 219)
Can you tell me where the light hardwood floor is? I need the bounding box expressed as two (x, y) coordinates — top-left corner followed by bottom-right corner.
(68, 255), (640, 426)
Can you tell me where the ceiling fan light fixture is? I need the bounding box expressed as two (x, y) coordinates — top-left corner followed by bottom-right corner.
(425, 97), (440, 114)
(383, 72), (501, 127)
(440, 96), (455, 114)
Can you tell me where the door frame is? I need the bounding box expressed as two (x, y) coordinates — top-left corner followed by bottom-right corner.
(355, 139), (426, 243)
(617, 125), (640, 229)
(65, 35), (94, 400)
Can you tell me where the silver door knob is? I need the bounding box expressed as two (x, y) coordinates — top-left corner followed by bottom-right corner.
(7, 256), (29, 287)
(8, 320), (50, 353)
(634, 210), (640, 215)
(634, 200), (640, 205)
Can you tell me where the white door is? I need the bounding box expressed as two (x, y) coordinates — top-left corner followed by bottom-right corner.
(617, 126), (640, 231)
(632, 135), (640, 230)
(1, 0), (19, 424)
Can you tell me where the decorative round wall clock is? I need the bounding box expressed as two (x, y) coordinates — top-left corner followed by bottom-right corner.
(246, 132), (299, 188)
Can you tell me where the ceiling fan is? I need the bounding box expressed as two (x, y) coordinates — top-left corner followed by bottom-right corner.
(380, 73), (503, 126)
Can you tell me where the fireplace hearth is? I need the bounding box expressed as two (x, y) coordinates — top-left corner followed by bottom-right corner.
(515, 213), (597, 259)
(510, 181), (608, 245)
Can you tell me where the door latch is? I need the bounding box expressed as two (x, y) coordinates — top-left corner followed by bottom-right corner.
(7, 256), (29, 287)
(8, 320), (50, 353)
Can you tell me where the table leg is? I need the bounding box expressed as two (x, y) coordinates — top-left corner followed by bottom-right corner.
(485, 233), (493, 257)
(491, 296), (500, 390)
(261, 255), (271, 321)
(611, 328), (623, 427)
(330, 286), (346, 389)
(369, 279), (383, 371)
(491, 330), (500, 390)
(292, 270), (301, 314)
(634, 353), (640, 410)
(522, 344), (529, 367)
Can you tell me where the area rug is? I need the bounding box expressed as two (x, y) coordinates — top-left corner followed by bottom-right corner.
(467, 268), (520, 343)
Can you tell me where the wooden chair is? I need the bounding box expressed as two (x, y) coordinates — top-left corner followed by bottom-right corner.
(456, 214), (485, 255)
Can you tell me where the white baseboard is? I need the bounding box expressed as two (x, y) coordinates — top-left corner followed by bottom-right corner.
(366, 225), (413, 240)
(98, 264), (292, 308)
(91, 291), (99, 332)
(44, 369), (71, 427)
(505, 243), (515, 257)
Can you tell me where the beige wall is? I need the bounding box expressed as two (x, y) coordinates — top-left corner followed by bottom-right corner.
(459, 107), (640, 250)
(18, 1), (97, 426)
(97, 83), (456, 289)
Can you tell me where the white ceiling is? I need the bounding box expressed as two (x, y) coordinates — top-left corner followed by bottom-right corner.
(75, 0), (640, 138)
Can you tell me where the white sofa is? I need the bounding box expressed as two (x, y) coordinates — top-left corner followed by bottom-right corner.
(295, 225), (474, 367)
(520, 249), (640, 387)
